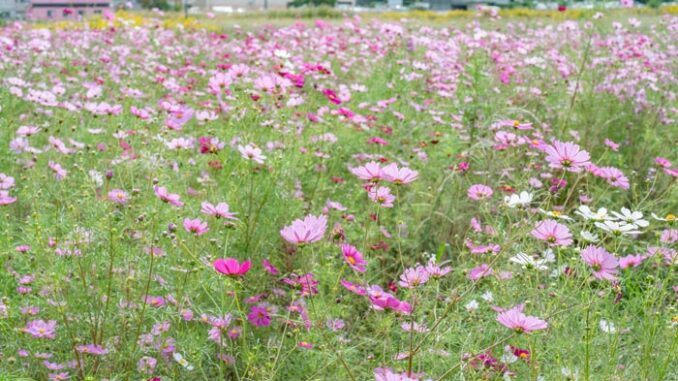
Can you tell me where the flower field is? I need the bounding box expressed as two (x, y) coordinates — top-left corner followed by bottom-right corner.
(0, 10), (676, 381)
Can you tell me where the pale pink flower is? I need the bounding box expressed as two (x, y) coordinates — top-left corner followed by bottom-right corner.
(581, 245), (619, 281)
(467, 263), (493, 280)
(280, 214), (327, 245)
(153, 186), (183, 207)
(368, 186), (395, 207)
(497, 307), (547, 333)
(350, 161), (383, 181)
(107, 189), (129, 204)
(201, 202), (237, 220)
(467, 184), (493, 201)
(531, 220), (573, 247)
(382, 163), (419, 184)
(0, 191), (17, 206)
(544, 140), (590, 172)
(619, 254), (645, 269)
(238, 144), (266, 164)
(398, 265), (430, 288)
(23, 320), (57, 339)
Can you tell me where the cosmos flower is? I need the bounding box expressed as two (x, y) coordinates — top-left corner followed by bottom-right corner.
(183, 218), (209, 235)
(153, 186), (183, 207)
(496, 308), (548, 333)
(350, 161), (383, 181)
(381, 163), (419, 184)
(368, 186), (395, 207)
(214, 258), (252, 277)
(201, 202), (238, 220)
(23, 320), (57, 339)
(341, 244), (367, 272)
(544, 140), (590, 172)
(238, 144), (266, 164)
(580, 245), (619, 281)
(280, 214), (327, 245)
(107, 189), (129, 204)
(467, 184), (493, 201)
(247, 306), (272, 327)
(531, 220), (573, 247)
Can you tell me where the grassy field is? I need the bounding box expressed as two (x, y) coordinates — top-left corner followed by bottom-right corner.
(0, 8), (676, 381)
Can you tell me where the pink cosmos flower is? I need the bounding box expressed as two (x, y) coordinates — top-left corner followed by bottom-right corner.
(238, 144), (266, 164)
(374, 368), (419, 381)
(467, 184), (493, 201)
(604, 139), (620, 151)
(0, 191), (17, 206)
(368, 186), (395, 207)
(350, 161), (383, 181)
(153, 186), (183, 207)
(201, 202), (237, 220)
(368, 286), (412, 315)
(247, 306), (271, 327)
(596, 166), (630, 190)
(214, 258), (252, 277)
(341, 244), (368, 273)
(531, 219), (573, 247)
(655, 157), (672, 168)
(497, 307), (548, 333)
(544, 140), (590, 172)
(340, 279), (367, 296)
(425, 261), (452, 278)
(580, 245), (619, 281)
(48, 161), (68, 181)
(468, 263), (493, 280)
(619, 254), (645, 269)
(381, 163), (419, 184)
(183, 218), (209, 235)
(280, 214), (327, 245)
(76, 344), (108, 355)
(398, 265), (430, 288)
(262, 259), (280, 275)
(107, 189), (129, 204)
(23, 320), (57, 339)
(0, 173), (15, 189)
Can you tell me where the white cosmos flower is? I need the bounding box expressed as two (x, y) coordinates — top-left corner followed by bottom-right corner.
(651, 213), (676, 222)
(575, 206), (611, 221)
(611, 208), (649, 228)
(539, 209), (573, 220)
(481, 291), (494, 302)
(595, 220), (640, 236)
(509, 252), (549, 271)
(561, 367), (579, 380)
(599, 319), (616, 334)
(580, 231), (600, 242)
(173, 352), (194, 371)
(504, 191), (533, 208)
(465, 299), (479, 312)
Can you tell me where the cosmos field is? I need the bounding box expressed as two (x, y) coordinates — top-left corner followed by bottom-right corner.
(0, 9), (676, 381)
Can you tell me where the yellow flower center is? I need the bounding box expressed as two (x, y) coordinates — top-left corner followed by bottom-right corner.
(347, 256), (356, 265)
(667, 214), (676, 222)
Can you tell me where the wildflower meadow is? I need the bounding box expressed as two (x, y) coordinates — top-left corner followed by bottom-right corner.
(0, 9), (677, 381)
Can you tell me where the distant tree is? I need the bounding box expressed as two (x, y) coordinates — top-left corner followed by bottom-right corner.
(139, 0), (172, 10)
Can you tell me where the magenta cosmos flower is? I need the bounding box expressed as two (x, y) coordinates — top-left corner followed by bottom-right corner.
(341, 244), (367, 272)
(183, 218), (209, 235)
(580, 245), (619, 281)
(107, 189), (129, 204)
(153, 186), (183, 207)
(280, 214), (327, 245)
(214, 258), (252, 277)
(531, 219), (573, 247)
(247, 306), (271, 327)
(544, 140), (590, 172)
(467, 184), (493, 201)
(497, 307), (548, 333)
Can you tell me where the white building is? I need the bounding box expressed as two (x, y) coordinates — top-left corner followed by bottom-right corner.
(0, 0), (28, 18)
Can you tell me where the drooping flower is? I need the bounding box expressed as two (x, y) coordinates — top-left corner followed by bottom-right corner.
(580, 245), (619, 281)
(497, 307), (548, 333)
(153, 186), (183, 207)
(341, 244), (367, 272)
(531, 220), (573, 247)
(280, 214), (327, 245)
(214, 258), (252, 277)
(544, 140), (590, 172)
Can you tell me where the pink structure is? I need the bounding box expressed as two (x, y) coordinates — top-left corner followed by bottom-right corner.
(27, 0), (110, 20)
